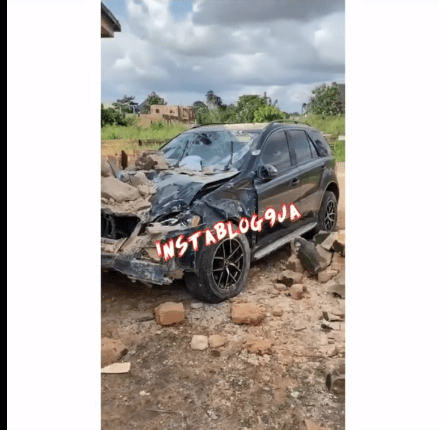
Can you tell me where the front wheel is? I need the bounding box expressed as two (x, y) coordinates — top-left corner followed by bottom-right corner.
(317, 191), (338, 232)
(184, 233), (251, 303)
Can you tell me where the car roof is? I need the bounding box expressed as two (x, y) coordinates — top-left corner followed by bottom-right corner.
(186, 122), (318, 134)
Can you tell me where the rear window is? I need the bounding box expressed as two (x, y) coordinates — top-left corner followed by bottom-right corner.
(308, 131), (332, 157)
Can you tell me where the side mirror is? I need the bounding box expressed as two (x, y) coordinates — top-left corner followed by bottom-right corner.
(257, 164), (278, 181)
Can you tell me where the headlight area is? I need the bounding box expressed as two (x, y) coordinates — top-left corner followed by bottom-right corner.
(139, 215), (204, 269)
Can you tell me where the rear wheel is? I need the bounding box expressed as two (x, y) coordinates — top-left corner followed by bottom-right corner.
(184, 233), (251, 303)
(317, 191), (338, 232)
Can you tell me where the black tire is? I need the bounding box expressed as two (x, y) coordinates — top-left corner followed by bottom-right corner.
(317, 191), (338, 232)
(184, 232), (251, 303)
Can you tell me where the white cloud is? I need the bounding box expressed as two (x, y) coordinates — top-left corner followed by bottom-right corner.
(101, 0), (345, 112)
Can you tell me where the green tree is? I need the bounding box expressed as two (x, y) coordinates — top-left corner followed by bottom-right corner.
(140, 91), (167, 113)
(101, 104), (130, 127)
(307, 83), (344, 116)
(253, 105), (284, 123)
(112, 95), (138, 114)
(234, 94), (270, 123)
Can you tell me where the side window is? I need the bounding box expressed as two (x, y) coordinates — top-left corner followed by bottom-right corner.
(308, 131), (332, 157)
(259, 131), (291, 172)
(286, 130), (312, 166)
(306, 133), (318, 158)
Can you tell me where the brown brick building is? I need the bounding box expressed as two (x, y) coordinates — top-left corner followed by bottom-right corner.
(138, 105), (195, 126)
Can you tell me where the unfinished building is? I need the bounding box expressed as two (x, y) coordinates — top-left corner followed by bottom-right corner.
(138, 105), (195, 126)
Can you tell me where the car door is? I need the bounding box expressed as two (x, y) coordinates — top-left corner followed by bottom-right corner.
(254, 129), (304, 247)
(286, 129), (325, 220)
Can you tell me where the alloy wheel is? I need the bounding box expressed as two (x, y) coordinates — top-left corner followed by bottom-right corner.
(324, 200), (336, 230)
(211, 238), (244, 291)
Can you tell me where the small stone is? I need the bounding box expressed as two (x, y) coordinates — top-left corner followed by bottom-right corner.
(101, 338), (128, 368)
(190, 335), (209, 350)
(289, 284), (304, 300)
(285, 255), (305, 273)
(191, 303), (204, 309)
(277, 270), (303, 287)
(155, 302), (185, 326)
(272, 306), (283, 317)
(231, 303), (265, 325)
(208, 334), (227, 348)
(274, 283), (287, 291)
(318, 269), (338, 284)
(261, 374), (271, 383)
(245, 338), (273, 355)
(293, 323), (307, 331)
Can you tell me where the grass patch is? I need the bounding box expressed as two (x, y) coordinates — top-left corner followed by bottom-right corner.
(101, 120), (189, 142)
(297, 114), (345, 137)
(333, 140), (345, 163)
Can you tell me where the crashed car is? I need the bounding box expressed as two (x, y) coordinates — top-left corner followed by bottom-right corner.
(101, 121), (339, 303)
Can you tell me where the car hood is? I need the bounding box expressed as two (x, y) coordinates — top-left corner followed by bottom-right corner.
(148, 170), (239, 220)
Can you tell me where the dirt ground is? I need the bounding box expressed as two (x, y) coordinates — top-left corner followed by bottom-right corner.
(101, 240), (345, 430)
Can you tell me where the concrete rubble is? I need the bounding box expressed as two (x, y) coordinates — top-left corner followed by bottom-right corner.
(101, 151), (165, 216)
(190, 335), (209, 351)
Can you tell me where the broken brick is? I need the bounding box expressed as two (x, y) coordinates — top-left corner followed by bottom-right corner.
(244, 338), (273, 355)
(101, 338), (128, 368)
(231, 303), (265, 325)
(155, 302), (185, 326)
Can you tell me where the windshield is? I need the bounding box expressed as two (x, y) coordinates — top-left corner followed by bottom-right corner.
(161, 130), (260, 171)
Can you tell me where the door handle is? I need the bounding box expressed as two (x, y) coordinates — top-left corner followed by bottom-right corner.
(290, 178), (300, 187)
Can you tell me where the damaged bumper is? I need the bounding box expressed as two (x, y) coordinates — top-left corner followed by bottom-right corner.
(101, 252), (175, 285)
(101, 234), (190, 285)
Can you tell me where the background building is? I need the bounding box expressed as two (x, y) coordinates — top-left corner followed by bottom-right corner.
(101, 2), (121, 38)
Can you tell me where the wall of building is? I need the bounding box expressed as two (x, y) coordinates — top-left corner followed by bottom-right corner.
(138, 105), (195, 126)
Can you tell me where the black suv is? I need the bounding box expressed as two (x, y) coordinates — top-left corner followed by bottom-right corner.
(101, 121), (339, 302)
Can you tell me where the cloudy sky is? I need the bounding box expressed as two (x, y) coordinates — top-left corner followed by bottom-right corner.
(101, 0), (345, 113)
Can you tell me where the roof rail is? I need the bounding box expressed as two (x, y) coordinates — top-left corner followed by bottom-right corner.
(189, 122), (231, 129)
(266, 118), (313, 127)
